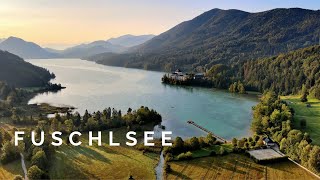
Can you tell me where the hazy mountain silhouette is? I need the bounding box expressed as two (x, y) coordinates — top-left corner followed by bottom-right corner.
(0, 37), (59, 59)
(59, 34), (155, 58)
(107, 34), (155, 47)
(60, 40), (126, 58)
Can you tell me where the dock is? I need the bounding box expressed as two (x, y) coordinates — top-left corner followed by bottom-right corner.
(187, 120), (228, 143)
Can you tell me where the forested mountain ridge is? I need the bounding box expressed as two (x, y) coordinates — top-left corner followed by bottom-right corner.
(207, 45), (320, 96)
(89, 8), (320, 71)
(0, 50), (55, 87)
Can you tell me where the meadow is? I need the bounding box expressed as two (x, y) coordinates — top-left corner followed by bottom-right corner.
(281, 95), (320, 145)
(166, 153), (318, 180)
(49, 127), (159, 179)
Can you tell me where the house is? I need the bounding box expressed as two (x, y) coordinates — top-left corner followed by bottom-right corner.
(169, 69), (188, 81)
(263, 137), (276, 147)
(194, 73), (205, 80)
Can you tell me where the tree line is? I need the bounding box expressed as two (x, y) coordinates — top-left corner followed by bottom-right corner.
(251, 91), (320, 174)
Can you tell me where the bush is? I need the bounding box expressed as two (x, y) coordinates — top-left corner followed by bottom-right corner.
(218, 147), (227, 155)
(27, 165), (44, 180)
(177, 151), (193, 160)
(13, 175), (23, 180)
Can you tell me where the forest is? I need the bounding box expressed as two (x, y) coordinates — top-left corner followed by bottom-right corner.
(205, 45), (320, 97)
(0, 50), (54, 88)
(89, 8), (320, 72)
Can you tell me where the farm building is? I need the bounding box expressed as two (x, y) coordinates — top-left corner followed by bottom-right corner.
(247, 148), (287, 163)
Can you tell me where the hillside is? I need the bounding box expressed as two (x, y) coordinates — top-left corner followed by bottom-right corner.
(61, 40), (125, 58)
(206, 45), (320, 95)
(0, 37), (58, 59)
(89, 8), (320, 71)
(0, 50), (54, 87)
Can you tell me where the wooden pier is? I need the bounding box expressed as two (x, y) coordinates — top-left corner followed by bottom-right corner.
(187, 120), (228, 143)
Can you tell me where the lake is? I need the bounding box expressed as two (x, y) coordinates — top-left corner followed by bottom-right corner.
(27, 59), (258, 139)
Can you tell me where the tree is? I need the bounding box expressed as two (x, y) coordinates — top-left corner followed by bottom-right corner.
(50, 118), (60, 132)
(232, 138), (238, 147)
(73, 112), (81, 127)
(238, 82), (246, 94)
(308, 146), (320, 172)
(189, 137), (200, 150)
(206, 133), (216, 145)
(64, 119), (74, 133)
(173, 137), (184, 151)
(27, 165), (44, 180)
(31, 150), (48, 170)
(300, 84), (308, 102)
(83, 110), (90, 124)
(0, 141), (19, 164)
(164, 164), (172, 173)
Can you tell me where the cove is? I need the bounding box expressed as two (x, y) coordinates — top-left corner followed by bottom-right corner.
(27, 59), (258, 140)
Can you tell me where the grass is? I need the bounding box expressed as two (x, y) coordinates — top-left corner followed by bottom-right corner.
(189, 144), (233, 158)
(0, 160), (24, 179)
(166, 153), (318, 180)
(49, 127), (159, 179)
(281, 95), (320, 145)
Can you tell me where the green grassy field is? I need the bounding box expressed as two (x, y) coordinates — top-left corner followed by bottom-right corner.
(166, 153), (318, 180)
(281, 95), (320, 145)
(0, 160), (24, 179)
(49, 128), (159, 179)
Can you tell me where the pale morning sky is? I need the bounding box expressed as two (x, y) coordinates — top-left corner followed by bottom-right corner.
(0, 0), (319, 49)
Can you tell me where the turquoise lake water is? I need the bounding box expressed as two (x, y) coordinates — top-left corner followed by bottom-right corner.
(28, 59), (258, 139)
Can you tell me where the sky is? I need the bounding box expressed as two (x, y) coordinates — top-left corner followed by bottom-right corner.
(0, 0), (320, 49)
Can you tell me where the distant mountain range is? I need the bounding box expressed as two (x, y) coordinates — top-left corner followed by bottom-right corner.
(0, 50), (54, 87)
(89, 8), (320, 72)
(0, 34), (155, 59)
(108, 34), (155, 47)
(0, 37), (59, 59)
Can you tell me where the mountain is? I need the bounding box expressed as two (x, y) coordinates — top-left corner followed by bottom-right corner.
(107, 34), (155, 47)
(60, 40), (126, 58)
(0, 50), (55, 87)
(44, 48), (64, 54)
(59, 34), (154, 58)
(89, 8), (320, 71)
(0, 37), (59, 59)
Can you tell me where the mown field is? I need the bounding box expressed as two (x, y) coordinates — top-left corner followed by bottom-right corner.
(0, 160), (24, 179)
(49, 128), (159, 179)
(166, 153), (318, 180)
(281, 95), (320, 145)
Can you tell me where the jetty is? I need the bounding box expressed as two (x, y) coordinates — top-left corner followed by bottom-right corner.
(187, 120), (228, 143)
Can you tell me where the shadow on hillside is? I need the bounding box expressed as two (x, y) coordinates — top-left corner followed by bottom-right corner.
(62, 145), (111, 164)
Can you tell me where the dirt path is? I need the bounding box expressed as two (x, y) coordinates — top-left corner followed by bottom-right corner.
(20, 153), (28, 180)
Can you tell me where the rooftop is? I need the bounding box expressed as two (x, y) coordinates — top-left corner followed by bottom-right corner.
(248, 148), (286, 161)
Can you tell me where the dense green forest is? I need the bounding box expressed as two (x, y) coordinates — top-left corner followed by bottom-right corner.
(89, 8), (320, 72)
(0, 50), (54, 87)
(205, 45), (320, 96)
